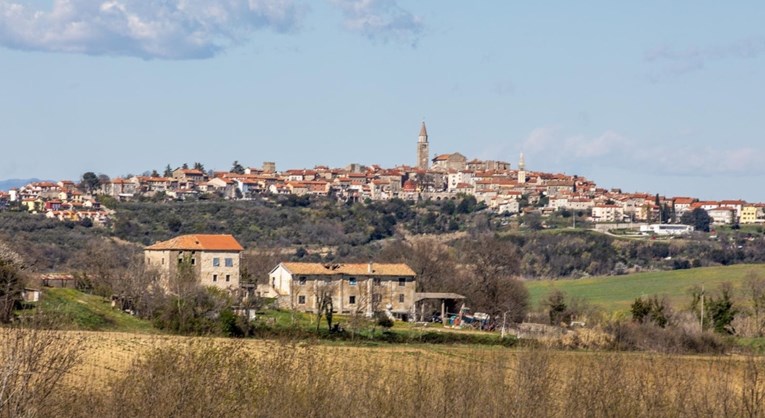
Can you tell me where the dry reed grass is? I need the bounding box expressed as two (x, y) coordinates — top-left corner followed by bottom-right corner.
(5, 331), (765, 418)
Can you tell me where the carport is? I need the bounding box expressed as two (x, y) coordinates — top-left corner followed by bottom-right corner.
(414, 292), (466, 325)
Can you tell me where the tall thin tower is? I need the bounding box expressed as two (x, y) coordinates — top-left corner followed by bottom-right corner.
(417, 122), (430, 170)
(518, 152), (526, 184)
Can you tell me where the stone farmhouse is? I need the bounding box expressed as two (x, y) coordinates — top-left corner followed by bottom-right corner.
(144, 234), (243, 292)
(268, 262), (416, 320)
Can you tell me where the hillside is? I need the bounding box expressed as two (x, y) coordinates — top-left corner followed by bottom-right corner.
(526, 264), (765, 312)
(33, 288), (156, 333)
(0, 178), (42, 191)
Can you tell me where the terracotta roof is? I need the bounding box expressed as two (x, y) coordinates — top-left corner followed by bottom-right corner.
(145, 234), (244, 251)
(178, 169), (205, 175)
(673, 197), (695, 205)
(279, 262), (415, 277)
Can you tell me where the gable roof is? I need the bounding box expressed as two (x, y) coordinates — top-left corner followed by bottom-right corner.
(145, 234), (244, 251)
(278, 262), (415, 277)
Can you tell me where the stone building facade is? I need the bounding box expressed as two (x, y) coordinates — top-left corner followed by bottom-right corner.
(268, 262), (417, 320)
(144, 234), (243, 292)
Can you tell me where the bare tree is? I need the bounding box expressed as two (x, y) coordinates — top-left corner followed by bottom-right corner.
(379, 237), (458, 292)
(459, 235), (528, 322)
(314, 279), (336, 332)
(111, 258), (164, 319)
(0, 241), (26, 324)
(0, 319), (84, 417)
(241, 248), (282, 285)
(744, 271), (765, 337)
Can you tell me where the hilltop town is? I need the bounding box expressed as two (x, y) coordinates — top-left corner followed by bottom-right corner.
(0, 122), (760, 229)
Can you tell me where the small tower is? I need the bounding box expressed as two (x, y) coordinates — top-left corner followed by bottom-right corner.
(417, 122), (430, 170)
(517, 152), (526, 184)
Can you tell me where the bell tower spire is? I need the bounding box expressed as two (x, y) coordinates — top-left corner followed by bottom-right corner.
(518, 152), (526, 184)
(417, 121), (430, 169)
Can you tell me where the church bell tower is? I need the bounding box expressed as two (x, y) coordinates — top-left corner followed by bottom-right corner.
(417, 122), (429, 170)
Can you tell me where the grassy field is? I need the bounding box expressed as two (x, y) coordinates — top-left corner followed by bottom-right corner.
(526, 264), (765, 312)
(34, 288), (156, 333)
(17, 330), (763, 417)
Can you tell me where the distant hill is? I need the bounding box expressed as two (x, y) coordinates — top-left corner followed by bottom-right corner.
(0, 178), (42, 191)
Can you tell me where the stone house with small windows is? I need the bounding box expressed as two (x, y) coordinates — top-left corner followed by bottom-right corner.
(144, 234), (243, 292)
(268, 262), (416, 320)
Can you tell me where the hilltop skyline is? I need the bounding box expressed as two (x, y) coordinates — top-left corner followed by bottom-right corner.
(1, 1), (764, 201)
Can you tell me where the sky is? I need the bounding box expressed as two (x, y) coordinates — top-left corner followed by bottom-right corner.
(1, 1), (764, 201)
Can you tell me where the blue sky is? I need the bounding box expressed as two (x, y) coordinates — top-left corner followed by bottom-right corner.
(1, 1), (764, 200)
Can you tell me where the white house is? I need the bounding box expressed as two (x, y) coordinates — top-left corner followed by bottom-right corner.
(640, 224), (694, 236)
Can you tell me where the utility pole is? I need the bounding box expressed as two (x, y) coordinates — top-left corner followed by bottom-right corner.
(501, 311), (508, 339)
(700, 285), (705, 331)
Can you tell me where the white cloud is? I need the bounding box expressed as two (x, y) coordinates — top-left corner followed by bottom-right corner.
(522, 128), (632, 162)
(645, 36), (765, 81)
(0, 0), (303, 59)
(329, 0), (423, 45)
(646, 146), (765, 176)
(521, 127), (764, 176)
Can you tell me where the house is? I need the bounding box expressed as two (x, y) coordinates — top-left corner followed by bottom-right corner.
(719, 200), (746, 219)
(172, 168), (206, 184)
(144, 234), (244, 291)
(268, 262), (417, 320)
(740, 206), (760, 224)
(431, 153), (467, 171)
(591, 204), (623, 223)
(640, 224), (694, 236)
(707, 207), (735, 225)
(672, 197), (696, 216)
(206, 177), (238, 199)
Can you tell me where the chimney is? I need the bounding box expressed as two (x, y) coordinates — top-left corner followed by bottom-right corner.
(368, 262), (373, 273)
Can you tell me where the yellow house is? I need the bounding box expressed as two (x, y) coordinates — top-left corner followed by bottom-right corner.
(21, 198), (43, 213)
(740, 206), (759, 224)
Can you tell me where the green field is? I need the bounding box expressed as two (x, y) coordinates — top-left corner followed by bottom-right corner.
(33, 288), (157, 333)
(526, 264), (765, 312)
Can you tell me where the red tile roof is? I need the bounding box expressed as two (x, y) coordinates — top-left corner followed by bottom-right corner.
(280, 262), (415, 277)
(145, 234), (244, 251)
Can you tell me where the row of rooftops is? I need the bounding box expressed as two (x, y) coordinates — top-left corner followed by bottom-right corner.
(2, 163), (763, 217)
(143, 234), (415, 276)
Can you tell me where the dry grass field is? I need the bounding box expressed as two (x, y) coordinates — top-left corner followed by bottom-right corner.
(2, 330), (759, 418)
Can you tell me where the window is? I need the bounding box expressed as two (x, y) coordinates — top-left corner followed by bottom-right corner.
(349, 277), (357, 286)
(225, 274), (230, 282)
(213, 258), (220, 267)
(299, 277), (306, 286)
(178, 258), (183, 265)
(398, 278), (406, 287)
(191, 258), (196, 265)
(349, 295), (356, 304)
(212, 274), (218, 282)
(161, 258), (165, 265)
(225, 258), (233, 267)
(298, 295), (306, 304)
(373, 278), (382, 286)
(399, 294), (405, 303)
